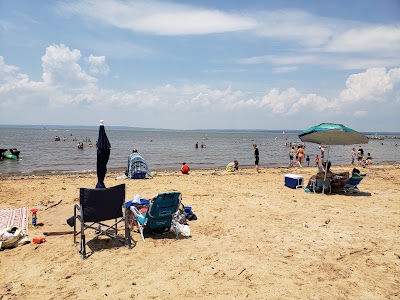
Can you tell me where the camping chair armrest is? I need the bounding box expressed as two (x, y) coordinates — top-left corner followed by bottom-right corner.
(129, 206), (145, 223)
(74, 204), (84, 222)
(129, 206), (146, 241)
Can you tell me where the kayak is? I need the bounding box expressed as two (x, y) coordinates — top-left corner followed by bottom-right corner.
(3, 154), (18, 160)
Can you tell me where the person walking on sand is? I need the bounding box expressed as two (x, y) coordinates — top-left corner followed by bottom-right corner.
(306, 155), (310, 166)
(253, 144), (260, 173)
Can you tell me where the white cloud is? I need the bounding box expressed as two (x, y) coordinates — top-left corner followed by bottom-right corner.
(56, 1), (400, 71)
(254, 10), (334, 47)
(323, 25), (400, 54)
(272, 66), (299, 74)
(110, 91), (161, 108)
(41, 44), (97, 87)
(58, 0), (257, 35)
(339, 67), (400, 102)
(86, 54), (110, 75)
(0, 56), (19, 74)
(1, 44), (400, 129)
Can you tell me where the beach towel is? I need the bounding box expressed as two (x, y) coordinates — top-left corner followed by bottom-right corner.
(0, 207), (29, 249)
(127, 152), (152, 179)
(0, 207), (29, 235)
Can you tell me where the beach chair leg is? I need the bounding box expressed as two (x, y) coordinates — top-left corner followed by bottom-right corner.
(138, 225), (145, 242)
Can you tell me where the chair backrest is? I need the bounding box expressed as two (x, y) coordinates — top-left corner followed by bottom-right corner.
(316, 178), (330, 188)
(345, 174), (365, 186)
(146, 192), (181, 231)
(80, 184), (125, 223)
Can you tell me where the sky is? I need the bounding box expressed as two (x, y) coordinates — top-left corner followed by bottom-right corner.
(0, 0), (399, 131)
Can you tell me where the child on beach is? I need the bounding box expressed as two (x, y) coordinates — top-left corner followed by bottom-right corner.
(315, 155), (319, 166)
(289, 147), (295, 167)
(226, 160), (239, 172)
(365, 153), (373, 166)
(181, 162), (190, 174)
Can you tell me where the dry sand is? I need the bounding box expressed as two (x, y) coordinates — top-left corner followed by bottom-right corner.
(1, 164), (400, 300)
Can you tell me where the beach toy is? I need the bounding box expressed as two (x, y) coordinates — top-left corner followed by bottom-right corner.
(184, 206), (192, 214)
(32, 237), (46, 244)
(30, 208), (38, 226)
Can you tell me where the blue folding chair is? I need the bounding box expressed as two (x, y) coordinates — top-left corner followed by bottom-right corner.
(130, 191), (181, 241)
(342, 174), (366, 193)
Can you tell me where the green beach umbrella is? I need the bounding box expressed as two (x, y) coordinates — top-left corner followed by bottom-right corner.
(298, 123), (368, 193)
(298, 123), (368, 145)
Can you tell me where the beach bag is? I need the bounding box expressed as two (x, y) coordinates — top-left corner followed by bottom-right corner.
(0, 226), (24, 249)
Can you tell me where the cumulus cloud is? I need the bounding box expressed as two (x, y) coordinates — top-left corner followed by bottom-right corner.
(1, 43), (400, 128)
(86, 54), (110, 75)
(110, 90), (160, 108)
(42, 44), (97, 87)
(0, 56), (19, 74)
(338, 67), (400, 103)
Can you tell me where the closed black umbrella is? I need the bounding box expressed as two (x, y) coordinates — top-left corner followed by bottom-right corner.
(96, 120), (111, 189)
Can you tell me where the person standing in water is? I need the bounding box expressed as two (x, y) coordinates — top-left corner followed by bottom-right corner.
(253, 144), (260, 173)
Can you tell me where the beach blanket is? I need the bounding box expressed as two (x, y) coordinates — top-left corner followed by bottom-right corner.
(127, 153), (152, 179)
(0, 207), (29, 236)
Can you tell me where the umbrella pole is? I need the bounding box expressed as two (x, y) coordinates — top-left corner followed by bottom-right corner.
(323, 146), (330, 194)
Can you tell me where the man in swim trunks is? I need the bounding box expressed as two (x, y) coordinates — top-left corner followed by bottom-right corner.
(253, 144), (260, 173)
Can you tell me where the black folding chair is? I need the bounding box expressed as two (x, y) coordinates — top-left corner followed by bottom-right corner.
(73, 184), (132, 258)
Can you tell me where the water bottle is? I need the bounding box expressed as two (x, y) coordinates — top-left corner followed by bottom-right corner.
(30, 208), (38, 226)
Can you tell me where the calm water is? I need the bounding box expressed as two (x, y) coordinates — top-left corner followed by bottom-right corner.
(1, 126), (399, 175)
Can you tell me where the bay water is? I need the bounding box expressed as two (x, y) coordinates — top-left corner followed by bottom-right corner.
(1, 126), (399, 176)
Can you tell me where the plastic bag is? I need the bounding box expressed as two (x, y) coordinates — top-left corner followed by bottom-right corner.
(133, 194), (141, 204)
(0, 226), (24, 249)
(172, 220), (190, 237)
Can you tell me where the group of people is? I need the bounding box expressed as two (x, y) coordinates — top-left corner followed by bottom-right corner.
(351, 146), (372, 166)
(127, 142), (373, 178)
(226, 144), (260, 173)
(289, 145), (308, 167)
(305, 160), (362, 192)
(0, 148), (20, 160)
(195, 142), (206, 149)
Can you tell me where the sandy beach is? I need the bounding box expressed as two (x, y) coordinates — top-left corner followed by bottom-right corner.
(1, 164), (399, 300)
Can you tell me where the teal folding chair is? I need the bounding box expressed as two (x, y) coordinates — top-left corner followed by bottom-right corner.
(130, 192), (181, 241)
(342, 174), (366, 193)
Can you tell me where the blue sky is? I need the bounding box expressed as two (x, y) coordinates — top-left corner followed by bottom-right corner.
(0, 0), (399, 131)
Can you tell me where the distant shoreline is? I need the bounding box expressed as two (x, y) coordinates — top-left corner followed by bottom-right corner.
(0, 124), (400, 135)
